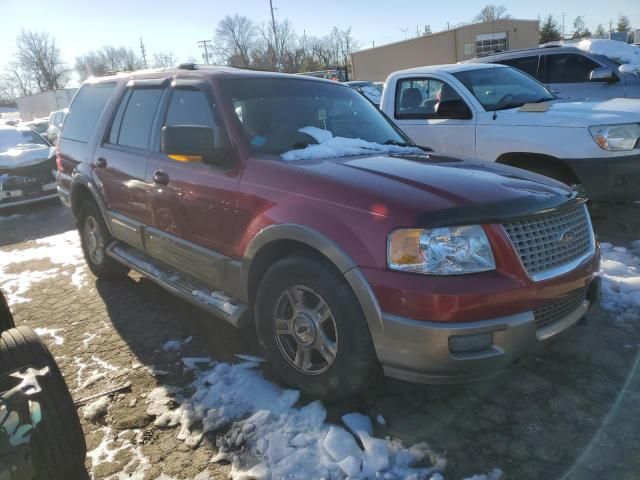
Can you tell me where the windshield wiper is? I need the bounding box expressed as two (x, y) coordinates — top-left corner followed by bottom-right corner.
(528, 96), (555, 103)
(492, 102), (526, 111)
(384, 140), (413, 147)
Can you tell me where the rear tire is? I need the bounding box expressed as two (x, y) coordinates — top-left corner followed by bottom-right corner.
(78, 201), (129, 279)
(0, 290), (14, 332)
(255, 255), (380, 399)
(0, 327), (86, 479)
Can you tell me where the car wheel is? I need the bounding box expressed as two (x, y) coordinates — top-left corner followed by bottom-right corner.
(0, 290), (15, 332)
(0, 327), (86, 479)
(78, 202), (129, 279)
(255, 255), (379, 399)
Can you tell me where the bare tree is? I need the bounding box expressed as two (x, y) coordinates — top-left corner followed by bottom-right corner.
(75, 46), (143, 81)
(152, 51), (177, 68)
(214, 14), (258, 67)
(617, 14), (631, 32)
(15, 30), (68, 92)
(474, 5), (510, 23)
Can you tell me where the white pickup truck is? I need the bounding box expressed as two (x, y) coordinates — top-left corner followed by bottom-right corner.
(380, 63), (640, 202)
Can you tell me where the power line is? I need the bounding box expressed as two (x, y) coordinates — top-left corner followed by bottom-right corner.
(139, 37), (148, 69)
(197, 40), (213, 64)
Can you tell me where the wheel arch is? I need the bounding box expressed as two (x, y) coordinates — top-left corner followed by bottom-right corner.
(69, 176), (113, 234)
(496, 152), (580, 185)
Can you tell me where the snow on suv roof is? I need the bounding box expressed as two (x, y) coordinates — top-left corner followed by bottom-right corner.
(392, 63), (506, 76)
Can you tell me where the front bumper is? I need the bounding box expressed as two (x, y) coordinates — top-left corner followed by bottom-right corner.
(0, 157), (57, 209)
(564, 154), (640, 202)
(374, 277), (600, 384)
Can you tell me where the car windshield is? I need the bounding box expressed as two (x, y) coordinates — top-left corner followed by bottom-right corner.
(453, 66), (555, 111)
(0, 129), (48, 152)
(222, 77), (412, 157)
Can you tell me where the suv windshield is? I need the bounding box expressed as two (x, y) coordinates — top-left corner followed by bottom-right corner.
(222, 77), (411, 156)
(0, 129), (48, 152)
(453, 67), (555, 111)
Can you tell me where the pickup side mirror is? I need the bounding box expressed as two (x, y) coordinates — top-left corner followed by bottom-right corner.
(435, 99), (473, 120)
(590, 67), (617, 83)
(161, 125), (215, 163)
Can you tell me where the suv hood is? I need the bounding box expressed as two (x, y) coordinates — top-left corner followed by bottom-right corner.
(293, 153), (577, 225)
(487, 98), (640, 128)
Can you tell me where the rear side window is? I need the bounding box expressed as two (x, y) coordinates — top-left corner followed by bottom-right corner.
(395, 77), (463, 119)
(62, 83), (116, 142)
(499, 56), (539, 78)
(544, 53), (601, 83)
(165, 89), (215, 128)
(108, 88), (163, 150)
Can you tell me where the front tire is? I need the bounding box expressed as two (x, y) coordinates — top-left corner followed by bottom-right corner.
(78, 202), (129, 279)
(255, 255), (379, 399)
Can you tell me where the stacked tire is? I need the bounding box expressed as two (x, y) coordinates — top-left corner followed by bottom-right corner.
(0, 290), (86, 479)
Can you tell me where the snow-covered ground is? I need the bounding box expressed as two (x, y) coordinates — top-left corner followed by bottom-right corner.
(598, 241), (640, 320)
(0, 230), (87, 304)
(577, 39), (640, 75)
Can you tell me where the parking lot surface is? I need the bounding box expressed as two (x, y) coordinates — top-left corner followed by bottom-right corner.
(1, 200), (639, 479)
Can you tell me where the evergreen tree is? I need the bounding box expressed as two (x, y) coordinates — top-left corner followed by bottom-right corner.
(617, 14), (631, 32)
(540, 15), (562, 43)
(594, 24), (606, 37)
(572, 16), (591, 39)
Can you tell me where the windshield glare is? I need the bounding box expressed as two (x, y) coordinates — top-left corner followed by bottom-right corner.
(453, 67), (554, 111)
(223, 78), (409, 155)
(0, 129), (48, 152)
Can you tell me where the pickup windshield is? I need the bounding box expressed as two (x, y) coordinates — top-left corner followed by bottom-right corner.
(222, 77), (412, 157)
(452, 67), (555, 111)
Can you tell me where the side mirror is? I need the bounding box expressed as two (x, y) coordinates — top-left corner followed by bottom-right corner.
(590, 67), (617, 83)
(435, 99), (472, 120)
(161, 125), (215, 163)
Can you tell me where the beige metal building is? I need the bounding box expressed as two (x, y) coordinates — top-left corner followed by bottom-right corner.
(351, 19), (539, 81)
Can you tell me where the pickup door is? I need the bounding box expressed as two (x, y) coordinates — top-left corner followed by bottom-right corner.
(389, 75), (476, 157)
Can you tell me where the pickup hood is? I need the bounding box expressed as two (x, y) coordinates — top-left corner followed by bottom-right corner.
(0, 144), (54, 171)
(291, 153), (578, 225)
(488, 98), (640, 128)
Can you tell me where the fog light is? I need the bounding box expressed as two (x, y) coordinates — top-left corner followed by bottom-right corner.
(449, 332), (493, 353)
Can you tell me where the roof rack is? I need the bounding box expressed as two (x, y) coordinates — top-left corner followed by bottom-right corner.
(178, 63), (197, 70)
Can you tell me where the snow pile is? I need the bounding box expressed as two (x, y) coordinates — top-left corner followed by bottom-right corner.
(34, 327), (65, 346)
(83, 396), (110, 421)
(163, 336), (192, 352)
(192, 290), (239, 315)
(0, 230), (87, 304)
(599, 242), (640, 320)
(281, 126), (423, 161)
(146, 359), (448, 479)
(577, 39), (640, 75)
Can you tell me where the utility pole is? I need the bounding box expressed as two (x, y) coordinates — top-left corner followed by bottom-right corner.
(562, 13), (565, 39)
(269, 0), (280, 71)
(197, 40), (213, 64)
(609, 20), (613, 37)
(139, 37), (148, 69)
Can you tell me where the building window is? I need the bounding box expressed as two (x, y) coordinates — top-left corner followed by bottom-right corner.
(475, 32), (508, 57)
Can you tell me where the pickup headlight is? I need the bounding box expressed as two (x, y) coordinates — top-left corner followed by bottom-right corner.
(388, 225), (495, 275)
(589, 123), (640, 151)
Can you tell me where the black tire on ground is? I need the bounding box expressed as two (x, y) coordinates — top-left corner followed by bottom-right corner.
(0, 327), (86, 480)
(0, 290), (15, 332)
(255, 255), (380, 399)
(78, 201), (129, 279)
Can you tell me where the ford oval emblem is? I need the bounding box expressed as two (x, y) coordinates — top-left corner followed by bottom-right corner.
(559, 228), (577, 245)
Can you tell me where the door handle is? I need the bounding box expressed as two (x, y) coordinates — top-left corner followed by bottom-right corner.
(153, 170), (170, 186)
(95, 157), (107, 168)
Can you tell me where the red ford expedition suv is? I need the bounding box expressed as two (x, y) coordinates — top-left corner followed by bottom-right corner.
(57, 65), (600, 398)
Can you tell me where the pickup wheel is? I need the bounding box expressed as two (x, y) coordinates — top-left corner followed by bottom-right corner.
(78, 202), (129, 279)
(0, 327), (86, 479)
(255, 256), (379, 399)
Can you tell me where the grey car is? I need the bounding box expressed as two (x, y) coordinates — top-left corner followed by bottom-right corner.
(466, 45), (640, 100)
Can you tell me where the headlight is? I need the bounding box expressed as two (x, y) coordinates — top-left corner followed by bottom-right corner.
(388, 225), (495, 275)
(589, 123), (640, 151)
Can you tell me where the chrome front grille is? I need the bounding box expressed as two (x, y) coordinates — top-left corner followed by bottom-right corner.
(534, 288), (587, 329)
(502, 204), (594, 281)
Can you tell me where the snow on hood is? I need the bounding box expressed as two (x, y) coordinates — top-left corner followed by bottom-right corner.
(281, 127), (423, 161)
(577, 39), (640, 76)
(0, 144), (54, 170)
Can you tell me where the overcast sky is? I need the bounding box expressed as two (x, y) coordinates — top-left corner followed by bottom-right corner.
(2, 0), (639, 77)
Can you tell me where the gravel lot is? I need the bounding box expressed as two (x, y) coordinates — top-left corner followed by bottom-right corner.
(1, 199), (639, 479)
